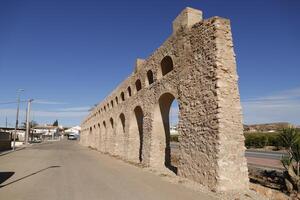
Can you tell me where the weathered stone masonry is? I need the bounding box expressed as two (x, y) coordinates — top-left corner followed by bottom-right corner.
(80, 7), (249, 192)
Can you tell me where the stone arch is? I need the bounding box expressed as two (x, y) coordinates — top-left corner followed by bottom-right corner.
(150, 92), (178, 174)
(116, 113), (126, 156)
(115, 96), (118, 104)
(89, 127), (92, 147)
(110, 118), (114, 128)
(121, 92), (125, 101)
(97, 123), (101, 150)
(161, 56), (173, 76)
(102, 121), (107, 152)
(147, 70), (154, 85)
(135, 79), (142, 92)
(128, 106), (144, 162)
(111, 100), (114, 108)
(119, 113), (126, 133)
(93, 125), (96, 148)
(127, 86), (132, 97)
(109, 117), (115, 154)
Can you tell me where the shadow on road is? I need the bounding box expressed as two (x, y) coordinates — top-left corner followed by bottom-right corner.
(0, 172), (15, 184)
(0, 166), (60, 188)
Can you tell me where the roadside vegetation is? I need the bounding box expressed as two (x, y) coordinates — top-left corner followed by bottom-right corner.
(245, 128), (300, 198)
(170, 135), (179, 142)
(170, 127), (300, 197)
(279, 128), (300, 197)
(244, 129), (300, 150)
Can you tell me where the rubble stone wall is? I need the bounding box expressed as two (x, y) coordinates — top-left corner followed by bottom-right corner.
(80, 7), (249, 191)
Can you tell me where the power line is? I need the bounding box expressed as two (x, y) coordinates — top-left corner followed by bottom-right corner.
(0, 100), (28, 105)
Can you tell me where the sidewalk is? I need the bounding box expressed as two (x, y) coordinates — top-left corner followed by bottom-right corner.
(0, 146), (26, 157)
(1, 139), (62, 156)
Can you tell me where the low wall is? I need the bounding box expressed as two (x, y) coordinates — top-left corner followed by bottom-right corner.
(0, 132), (12, 151)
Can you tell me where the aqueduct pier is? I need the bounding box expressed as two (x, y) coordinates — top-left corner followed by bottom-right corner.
(80, 7), (249, 192)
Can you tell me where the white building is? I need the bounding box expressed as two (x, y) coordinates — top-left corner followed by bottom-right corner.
(33, 125), (60, 140)
(65, 126), (81, 136)
(170, 125), (178, 135)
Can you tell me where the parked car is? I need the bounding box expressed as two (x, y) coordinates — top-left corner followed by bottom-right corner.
(32, 137), (42, 143)
(68, 134), (77, 140)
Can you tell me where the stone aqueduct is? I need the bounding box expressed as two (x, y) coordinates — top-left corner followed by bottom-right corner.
(80, 7), (249, 191)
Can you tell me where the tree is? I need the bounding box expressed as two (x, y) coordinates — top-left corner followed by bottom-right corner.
(30, 120), (38, 128)
(21, 120), (38, 129)
(280, 128), (300, 195)
(53, 120), (58, 127)
(279, 128), (299, 150)
(20, 121), (26, 129)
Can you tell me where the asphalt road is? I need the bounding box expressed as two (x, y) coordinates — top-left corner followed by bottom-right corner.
(0, 140), (216, 200)
(170, 142), (287, 160)
(245, 150), (287, 160)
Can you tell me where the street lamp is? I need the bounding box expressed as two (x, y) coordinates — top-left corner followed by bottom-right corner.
(13, 89), (24, 150)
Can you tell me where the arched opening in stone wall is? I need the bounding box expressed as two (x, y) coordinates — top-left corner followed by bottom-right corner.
(111, 100), (114, 108)
(135, 107), (144, 162)
(151, 92), (178, 174)
(147, 70), (154, 85)
(93, 125), (96, 148)
(89, 127), (92, 147)
(121, 92), (125, 101)
(116, 113), (126, 156)
(135, 79), (142, 92)
(109, 118), (115, 153)
(110, 118), (114, 128)
(169, 99), (179, 173)
(102, 121), (107, 152)
(97, 123), (101, 150)
(115, 96), (118, 104)
(119, 113), (125, 133)
(161, 56), (173, 76)
(127, 86), (132, 97)
(129, 106), (144, 162)
(104, 106), (106, 112)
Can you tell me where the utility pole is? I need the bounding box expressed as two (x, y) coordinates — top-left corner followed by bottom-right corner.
(25, 99), (33, 145)
(24, 106), (28, 142)
(5, 116), (7, 129)
(13, 89), (24, 151)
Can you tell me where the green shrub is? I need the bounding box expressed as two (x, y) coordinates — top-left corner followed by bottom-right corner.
(279, 128), (300, 193)
(170, 135), (178, 142)
(244, 132), (280, 148)
(244, 129), (300, 149)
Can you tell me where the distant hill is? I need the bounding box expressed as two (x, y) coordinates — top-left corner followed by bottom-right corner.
(243, 122), (292, 132)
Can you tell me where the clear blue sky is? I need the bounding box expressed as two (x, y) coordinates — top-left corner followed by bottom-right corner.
(0, 0), (299, 127)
